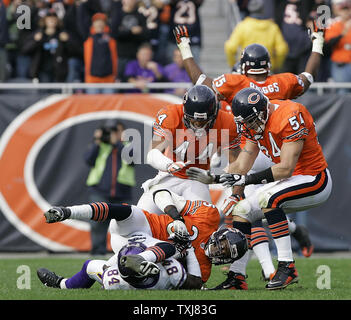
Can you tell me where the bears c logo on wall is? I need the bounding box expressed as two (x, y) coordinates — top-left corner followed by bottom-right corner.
(0, 93), (183, 251)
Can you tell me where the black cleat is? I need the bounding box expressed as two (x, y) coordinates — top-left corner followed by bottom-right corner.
(37, 268), (64, 288)
(292, 225), (314, 257)
(44, 207), (71, 223)
(210, 271), (248, 290)
(266, 261), (298, 290)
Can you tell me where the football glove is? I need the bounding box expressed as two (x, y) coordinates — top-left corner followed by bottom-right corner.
(168, 219), (191, 257)
(219, 173), (246, 187)
(173, 25), (193, 60)
(139, 261), (160, 276)
(186, 167), (215, 184)
(167, 160), (191, 174)
(220, 194), (242, 216)
(309, 19), (325, 55)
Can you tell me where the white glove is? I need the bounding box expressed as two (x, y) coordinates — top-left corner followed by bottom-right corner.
(139, 261), (160, 276)
(167, 160), (191, 174)
(310, 20), (325, 55)
(172, 219), (190, 242)
(186, 167), (215, 184)
(220, 194), (242, 216)
(219, 173), (246, 187)
(173, 25), (193, 60)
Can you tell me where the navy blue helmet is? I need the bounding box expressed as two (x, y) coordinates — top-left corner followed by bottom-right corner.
(231, 87), (269, 140)
(183, 85), (219, 136)
(204, 227), (248, 265)
(240, 44), (271, 75)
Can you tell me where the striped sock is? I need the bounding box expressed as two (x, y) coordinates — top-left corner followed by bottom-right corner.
(89, 202), (110, 221)
(250, 220), (269, 248)
(264, 208), (293, 262)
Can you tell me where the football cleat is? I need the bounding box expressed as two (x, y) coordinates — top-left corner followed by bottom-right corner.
(37, 268), (64, 288)
(292, 225), (314, 257)
(210, 271), (248, 290)
(260, 269), (274, 282)
(265, 261), (298, 290)
(44, 206), (71, 223)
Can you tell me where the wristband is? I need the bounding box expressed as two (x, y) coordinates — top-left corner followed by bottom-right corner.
(311, 32), (324, 55)
(245, 167), (274, 185)
(301, 72), (314, 84)
(147, 148), (173, 171)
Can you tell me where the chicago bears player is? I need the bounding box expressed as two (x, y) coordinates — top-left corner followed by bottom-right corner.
(173, 23), (324, 102)
(43, 187), (248, 284)
(173, 23), (323, 281)
(37, 233), (203, 290)
(137, 84), (241, 215)
(216, 88), (332, 290)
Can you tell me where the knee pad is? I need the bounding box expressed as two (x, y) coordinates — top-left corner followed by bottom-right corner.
(233, 199), (253, 222)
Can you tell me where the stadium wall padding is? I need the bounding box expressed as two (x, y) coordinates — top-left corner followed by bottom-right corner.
(0, 92), (349, 252)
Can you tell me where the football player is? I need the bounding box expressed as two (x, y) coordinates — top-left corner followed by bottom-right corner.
(173, 23), (324, 101)
(217, 88), (332, 290)
(42, 187), (248, 284)
(37, 233), (202, 290)
(173, 23), (324, 279)
(137, 84), (241, 214)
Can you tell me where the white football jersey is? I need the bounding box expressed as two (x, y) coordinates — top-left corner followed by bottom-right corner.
(101, 257), (186, 290)
(88, 233), (188, 290)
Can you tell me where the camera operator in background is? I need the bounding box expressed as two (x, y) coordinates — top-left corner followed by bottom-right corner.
(84, 120), (136, 256)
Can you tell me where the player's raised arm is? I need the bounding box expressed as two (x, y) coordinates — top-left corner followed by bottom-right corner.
(298, 20), (325, 92)
(173, 25), (213, 88)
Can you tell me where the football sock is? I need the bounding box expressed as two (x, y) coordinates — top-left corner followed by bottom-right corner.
(251, 220), (275, 278)
(68, 202), (132, 222)
(229, 250), (250, 276)
(140, 242), (176, 263)
(264, 208), (293, 262)
(230, 221), (252, 276)
(61, 260), (95, 289)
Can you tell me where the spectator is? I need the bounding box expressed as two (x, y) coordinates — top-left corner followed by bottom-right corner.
(76, 0), (103, 42)
(84, 120), (136, 256)
(155, 2), (172, 65)
(63, 0), (85, 82)
(224, 0), (288, 73)
(274, 0), (315, 75)
(137, 0), (166, 62)
(21, 10), (78, 82)
(167, 0), (204, 65)
(163, 48), (191, 96)
(0, 0), (9, 82)
(325, 0), (351, 91)
(9, 0), (39, 80)
(110, 0), (149, 81)
(84, 12), (118, 93)
(124, 42), (165, 92)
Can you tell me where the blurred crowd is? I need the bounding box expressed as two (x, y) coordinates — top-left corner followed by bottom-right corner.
(1, 0), (351, 92)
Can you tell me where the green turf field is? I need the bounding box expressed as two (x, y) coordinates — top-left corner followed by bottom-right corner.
(1, 255), (350, 300)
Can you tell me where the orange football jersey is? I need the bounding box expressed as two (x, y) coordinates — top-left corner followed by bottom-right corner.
(143, 200), (220, 282)
(212, 73), (304, 104)
(152, 104), (240, 179)
(246, 100), (328, 176)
